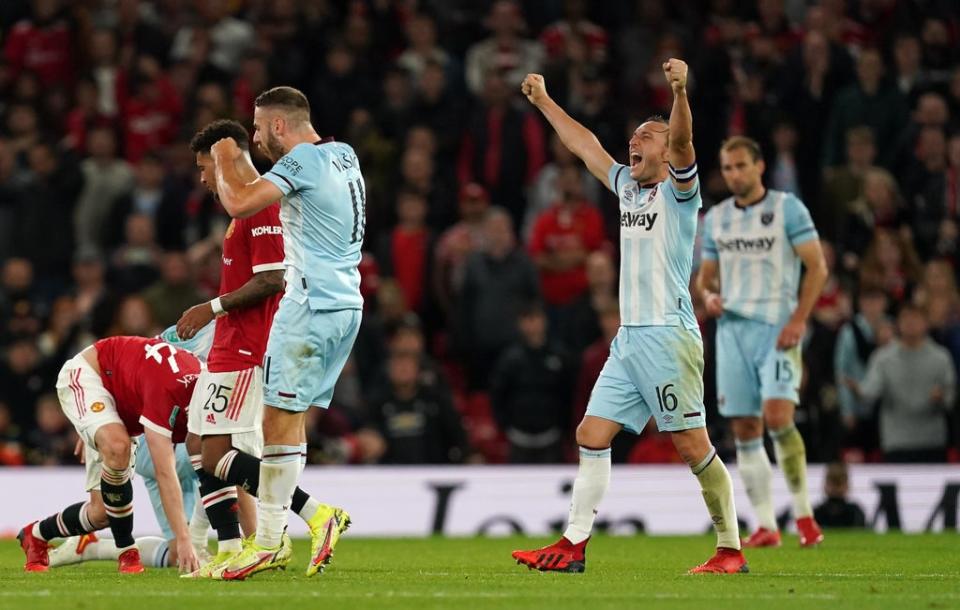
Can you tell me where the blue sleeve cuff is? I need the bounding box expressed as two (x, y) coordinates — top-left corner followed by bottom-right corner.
(263, 171), (293, 196)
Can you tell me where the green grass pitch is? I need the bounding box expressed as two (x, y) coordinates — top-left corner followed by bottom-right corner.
(0, 533), (956, 610)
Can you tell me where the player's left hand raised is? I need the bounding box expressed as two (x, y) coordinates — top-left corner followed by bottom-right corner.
(210, 137), (242, 161)
(776, 316), (805, 350)
(662, 58), (688, 93)
(176, 303), (215, 340)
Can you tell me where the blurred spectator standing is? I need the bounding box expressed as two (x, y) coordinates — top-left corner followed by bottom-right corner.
(491, 303), (575, 464)
(853, 305), (955, 462)
(74, 126), (135, 254)
(363, 351), (470, 465)
(834, 287), (891, 457)
(528, 164), (605, 315)
(26, 392), (76, 465)
(822, 127), (876, 244)
(458, 68), (546, 228)
(824, 47), (907, 169)
(813, 461), (867, 528)
(139, 250), (207, 327)
(459, 208), (539, 389)
(465, 1), (544, 96)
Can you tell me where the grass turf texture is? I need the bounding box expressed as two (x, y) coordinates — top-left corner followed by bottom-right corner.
(0, 533), (955, 610)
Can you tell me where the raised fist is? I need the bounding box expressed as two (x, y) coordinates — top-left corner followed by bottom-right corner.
(662, 58), (689, 93)
(521, 73), (549, 107)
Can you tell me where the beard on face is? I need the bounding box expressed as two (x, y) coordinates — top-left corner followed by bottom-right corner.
(260, 131), (285, 162)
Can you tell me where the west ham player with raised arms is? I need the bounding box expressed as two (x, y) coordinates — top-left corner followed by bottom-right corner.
(175, 119), (340, 578)
(695, 137), (828, 548)
(511, 61), (747, 574)
(18, 336), (202, 574)
(209, 87), (362, 580)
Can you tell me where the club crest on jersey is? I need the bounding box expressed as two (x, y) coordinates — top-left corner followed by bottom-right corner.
(91, 402), (105, 413)
(620, 211), (658, 230)
(761, 212), (774, 226)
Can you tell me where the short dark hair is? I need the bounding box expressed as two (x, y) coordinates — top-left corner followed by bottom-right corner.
(643, 114), (668, 126)
(190, 119), (249, 154)
(720, 136), (763, 162)
(254, 86), (311, 117)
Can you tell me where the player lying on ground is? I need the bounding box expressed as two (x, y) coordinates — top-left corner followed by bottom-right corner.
(511, 60), (748, 574)
(207, 86), (364, 580)
(19, 336), (202, 574)
(696, 137), (828, 548)
(174, 119), (342, 579)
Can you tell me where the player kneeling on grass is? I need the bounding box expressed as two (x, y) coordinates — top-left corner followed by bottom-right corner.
(510, 60), (747, 575)
(19, 336), (202, 574)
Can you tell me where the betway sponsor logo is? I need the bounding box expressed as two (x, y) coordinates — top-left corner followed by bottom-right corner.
(620, 211), (658, 230)
(716, 236), (776, 252)
(252, 226), (283, 237)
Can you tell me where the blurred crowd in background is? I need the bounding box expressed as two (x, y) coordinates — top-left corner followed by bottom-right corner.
(1, 0), (959, 467)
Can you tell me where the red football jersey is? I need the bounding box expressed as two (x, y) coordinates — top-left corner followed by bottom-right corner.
(207, 204), (284, 373)
(95, 336), (201, 442)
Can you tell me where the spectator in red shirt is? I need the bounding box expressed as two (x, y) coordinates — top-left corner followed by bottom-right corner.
(434, 182), (490, 319)
(458, 69), (547, 228)
(539, 0), (608, 67)
(377, 189), (434, 318)
(120, 56), (182, 162)
(3, 0), (74, 88)
(528, 164), (605, 308)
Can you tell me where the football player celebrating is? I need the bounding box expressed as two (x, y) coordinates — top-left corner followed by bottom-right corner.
(511, 60), (747, 574)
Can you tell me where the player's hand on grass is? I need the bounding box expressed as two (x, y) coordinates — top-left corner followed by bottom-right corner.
(176, 303), (215, 339)
(776, 316), (805, 350)
(703, 292), (723, 318)
(521, 74), (549, 106)
(211, 137), (242, 162)
(176, 537), (201, 574)
(662, 58), (688, 93)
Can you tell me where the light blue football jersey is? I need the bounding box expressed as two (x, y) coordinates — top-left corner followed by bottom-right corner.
(262, 140), (365, 311)
(158, 322), (214, 362)
(700, 190), (818, 325)
(608, 162), (701, 330)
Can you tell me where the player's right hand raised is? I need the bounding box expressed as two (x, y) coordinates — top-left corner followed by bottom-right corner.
(521, 74), (549, 106)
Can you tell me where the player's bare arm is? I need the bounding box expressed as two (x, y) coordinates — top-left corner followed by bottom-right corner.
(520, 73), (615, 188)
(663, 58), (697, 190)
(777, 239), (829, 350)
(176, 269), (284, 340)
(695, 260), (724, 318)
(212, 137), (283, 218)
(144, 427), (200, 574)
